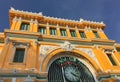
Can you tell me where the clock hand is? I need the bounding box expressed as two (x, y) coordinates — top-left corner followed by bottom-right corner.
(71, 72), (80, 78)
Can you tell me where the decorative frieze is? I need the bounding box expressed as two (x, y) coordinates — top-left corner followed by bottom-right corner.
(60, 41), (75, 51)
(40, 45), (58, 56)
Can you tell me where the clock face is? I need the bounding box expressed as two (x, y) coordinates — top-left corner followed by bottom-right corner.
(64, 65), (81, 82)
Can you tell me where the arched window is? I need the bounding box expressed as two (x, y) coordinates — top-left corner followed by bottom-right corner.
(48, 57), (95, 82)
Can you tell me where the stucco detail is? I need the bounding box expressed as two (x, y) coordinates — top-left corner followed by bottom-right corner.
(60, 41), (75, 51)
(75, 48), (102, 70)
(40, 45), (58, 57)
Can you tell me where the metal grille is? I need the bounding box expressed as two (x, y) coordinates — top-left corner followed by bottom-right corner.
(48, 62), (64, 82)
(48, 57), (95, 82)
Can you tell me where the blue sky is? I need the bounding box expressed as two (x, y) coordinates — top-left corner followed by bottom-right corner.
(0, 0), (120, 43)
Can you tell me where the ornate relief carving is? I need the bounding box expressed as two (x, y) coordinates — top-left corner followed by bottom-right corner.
(40, 45), (58, 56)
(75, 48), (102, 70)
(76, 48), (95, 57)
(61, 41), (74, 51)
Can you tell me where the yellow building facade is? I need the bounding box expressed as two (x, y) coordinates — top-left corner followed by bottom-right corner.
(0, 7), (120, 82)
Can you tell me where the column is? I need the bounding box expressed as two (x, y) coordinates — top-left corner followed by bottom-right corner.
(33, 19), (38, 32)
(98, 28), (108, 39)
(15, 17), (22, 30)
(57, 24), (60, 36)
(46, 23), (50, 35)
(85, 26), (95, 39)
(29, 19), (34, 32)
(66, 25), (71, 37)
(75, 26), (80, 38)
(11, 16), (17, 30)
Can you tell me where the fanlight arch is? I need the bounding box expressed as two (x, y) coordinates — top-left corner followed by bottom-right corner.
(48, 56), (96, 82)
(41, 49), (100, 73)
(41, 49), (100, 82)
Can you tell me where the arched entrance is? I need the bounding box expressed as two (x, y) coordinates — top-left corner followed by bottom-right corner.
(48, 56), (95, 82)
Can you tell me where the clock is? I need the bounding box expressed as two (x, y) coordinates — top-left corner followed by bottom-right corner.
(64, 65), (81, 82)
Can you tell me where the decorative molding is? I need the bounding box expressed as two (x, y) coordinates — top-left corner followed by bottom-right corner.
(98, 74), (120, 81)
(10, 7), (43, 16)
(13, 16), (17, 22)
(12, 42), (30, 48)
(40, 45), (58, 56)
(24, 75), (34, 82)
(46, 22), (49, 27)
(12, 69), (18, 74)
(85, 26), (89, 32)
(18, 17), (22, 22)
(75, 48), (103, 70)
(5, 37), (10, 44)
(30, 19), (34, 24)
(34, 19), (38, 25)
(10, 42), (30, 64)
(60, 41), (74, 51)
(10, 7), (15, 10)
(66, 25), (69, 28)
(104, 48), (115, 54)
(33, 40), (38, 46)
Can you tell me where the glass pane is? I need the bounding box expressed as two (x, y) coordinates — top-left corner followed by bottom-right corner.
(38, 27), (46, 34)
(70, 30), (76, 37)
(20, 23), (29, 31)
(50, 28), (56, 35)
(116, 48), (120, 52)
(60, 29), (67, 36)
(107, 53), (117, 66)
(13, 48), (25, 63)
(80, 32), (86, 38)
(93, 31), (100, 38)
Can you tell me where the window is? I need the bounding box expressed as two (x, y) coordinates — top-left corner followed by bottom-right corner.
(60, 29), (67, 36)
(20, 23), (30, 31)
(50, 28), (57, 35)
(93, 31), (100, 38)
(79, 31), (86, 38)
(106, 53), (117, 66)
(116, 48), (120, 52)
(13, 48), (25, 63)
(38, 26), (46, 34)
(70, 30), (76, 37)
